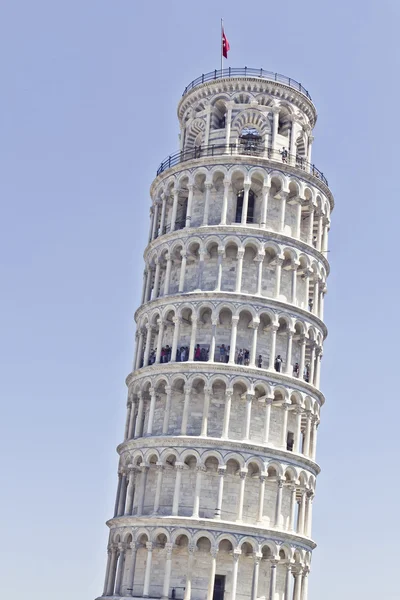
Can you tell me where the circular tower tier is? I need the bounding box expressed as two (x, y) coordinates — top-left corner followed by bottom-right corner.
(98, 69), (333, 600)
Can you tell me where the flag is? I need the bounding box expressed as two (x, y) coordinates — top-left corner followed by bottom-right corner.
(222, 28), (230, 59)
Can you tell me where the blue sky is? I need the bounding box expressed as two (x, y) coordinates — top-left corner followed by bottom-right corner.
(0, 1), (398, 598)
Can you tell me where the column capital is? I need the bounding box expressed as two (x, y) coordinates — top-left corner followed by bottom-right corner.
(172, 315), (182, 325)
(184, 384), (192, 394)
(231, 315), (240, 325)
(187, 183), (194, 191)
(233, 549), (242, 561)
(165, 542), (174, 557)
(254, 252), (265, 262)
(218, 246), (225, 257)
(145, 542), (153, 552)
(175, 462), (185, 470)
(226, 388), (234, 398)
(239, 469), (248, 479)
(271, 106), (281, 114)
(210, 546), (219, 559)
(130, 541), (138, 552)
(180, 249), (187, 258)
(243, 181), (251, 190)
(204, 181), (213, 190)
(218, 466), (227, 476)
(188, 543), (197, 555)
(223, 178), (231, 187)
(165, 385), (172, 394)
(196, 463), (206, 473)
(237, 248), (245, 258)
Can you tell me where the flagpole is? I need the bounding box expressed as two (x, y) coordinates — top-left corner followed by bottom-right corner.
(221, 18), (223, 74)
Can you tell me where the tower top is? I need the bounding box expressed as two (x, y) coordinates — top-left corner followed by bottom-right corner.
(182, 67), (312, 100)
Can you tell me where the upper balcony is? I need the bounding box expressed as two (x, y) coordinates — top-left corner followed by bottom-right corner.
(156, 143), (328, 188)
(182, 67), (312, 101)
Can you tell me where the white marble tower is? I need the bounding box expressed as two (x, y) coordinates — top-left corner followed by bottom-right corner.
(98, 67), (332, 600)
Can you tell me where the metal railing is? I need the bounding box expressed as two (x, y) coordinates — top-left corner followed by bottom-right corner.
(182, 67), (311, 100)
(156, 143), (328, 186)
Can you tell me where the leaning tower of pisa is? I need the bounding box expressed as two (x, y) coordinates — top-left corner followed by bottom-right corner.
(98, 67), (332, 600)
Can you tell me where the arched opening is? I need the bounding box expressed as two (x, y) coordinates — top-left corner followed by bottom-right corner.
(235, 189), (256, 223)
(239, 126), (263, 156)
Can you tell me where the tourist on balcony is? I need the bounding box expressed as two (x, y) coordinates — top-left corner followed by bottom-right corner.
(257, 355), (263, 368)
(274, 355), (283, 372)
(194, 344), (201, 361)
(244, 349), (250, 366)
(237, 349), (244, 365)
(281, 147), (288, 163)
(293, 362), (299, 377)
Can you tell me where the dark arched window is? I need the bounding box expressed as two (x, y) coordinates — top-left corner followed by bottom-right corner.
(239, 127), (262, 156)
(235, 189), (255, 223)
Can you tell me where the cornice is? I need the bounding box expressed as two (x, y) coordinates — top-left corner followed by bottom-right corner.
(124, 360), (325, 406)
(116, 435), (321, 476)
(106, 515), (317, 552)
(133, 290), (328, 340)
(144, 225), (330, 276)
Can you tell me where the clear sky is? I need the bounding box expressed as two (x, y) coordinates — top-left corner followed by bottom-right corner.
(0, 1), (398, 598)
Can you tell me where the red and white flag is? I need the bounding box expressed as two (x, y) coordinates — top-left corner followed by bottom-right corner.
(222, 27), (230, 59)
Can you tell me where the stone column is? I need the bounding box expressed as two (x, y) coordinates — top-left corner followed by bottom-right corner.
(315, 350), (322, 388)
(271, 106), (280, 151)
(209, 319), (217, 362)
(309, 344), (316, 385)
(269, 561), (278, 600)
(196, 248), (206, 290)
(163, 253), (172, 295)
(274, 478), (284, 527)
(124, 467), (135, 515)
(241, 181), (251, 225)
(231, 551), (241, 600)
(202, 182), (212, 226)
(222, 389), (233, 439)
(236, 470), (247, 521)
(298, 490), (306, 534)
(155, 319), (164, 364)
(269, 325), (278, 369)
(244, 393), (253, 440)
(225, 103), (233, 148)
(133, 331), (140, 370)
(192, 464), (204, 518)
(204, 103), (211, 145)
(322, 219), (329, 253)
(317, 212), (323, 251)
(151, 202), (160, 241)
(299, 336), (306, 380)
(141, 271), (147, 305)
(307, 205), (315, 245)
(113, 474), (122, 518)
(235, 248), (245, 292)
(114, 543), (126, 596)
(274, 258), (283, 298)
(281, 403), (289, 449)
(172, 463), (184, 516)
(291, 264), (298, 304)
(278, 192), (287, 232)
(303, 412), (312, 457)
(289, 484), (297, 531)
(135, 330), (144, 370)
(117, 472), (127, 516)
(294, 200), (302, 239)
(127, 542), (138, 597)
(250, 320), (260, 367)
(284, 564), (292, 600)
(185, 183), (194, 227)
(106, 544), (118, 596)
(257, 475), (266, 522)
(181, 385), (191, 434)
(170, 189), (179, 232)
(256, 253), (265, 296)
(178, 251), (187, 292)
(143, 323), (153, 367)
(162, 386), (172, 434)
(285, 331), (294, 375)
(201, 386), (211, 436)
(162, 543), (174, 599)
(311, 419), (319, 461)
(206, 548), (218, 600)
(170, 316), (181, 362)
(260, 184), (270, 228)
(142, 542), (153, 597)
(293, 571), (303, 600)
(220, 179), (231, 225)
(251, 554), (262, 600)
(153, 464), (164, 514)
(103, 546), (112, 596)
(159, 193), (167, 234)
(263, 398), (272, 444)
(146, 387), (157, 435)
(319, 288), (326, 321)
(305, 493), (314, 538)
(188, 316), (198, 361)
(184, 545), (196, 600)
(294, 408), (302, 454)
(215, 246), (224, 291)
(313, 278), (319, 316)
(134, 392), (144, 437)
(301, 569), (309, 600)
(148, 207), (154, 243)
(144, 268), (152, 302)
(307, 134), (314, 164)
(136, 466), (148, 516)
(228, 316), (239, 364)
(289, 118), (297, 163)
(124, 401), (132, 440)
(215, 467), (226, 519)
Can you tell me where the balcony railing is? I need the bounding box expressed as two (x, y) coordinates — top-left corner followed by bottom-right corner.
(156, 144), (328, 186)
(182, 67), (312, 100)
